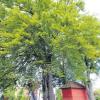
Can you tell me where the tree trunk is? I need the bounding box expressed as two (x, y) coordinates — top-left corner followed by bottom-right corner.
(87, 71), (95, 100)
(42, 72), (48, 100)
(42, 71), (55, 100)
(47, 73), (55, 100)
(30, 91), (37, 100)
(84, 56), (95, 100)
(87, 82), (95, 100)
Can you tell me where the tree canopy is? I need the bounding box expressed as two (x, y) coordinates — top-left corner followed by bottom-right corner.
(0, 0), (100, 99)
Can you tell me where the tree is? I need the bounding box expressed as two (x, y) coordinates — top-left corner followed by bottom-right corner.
(0, 0), (100, 100)
(94, 89), (100, 100)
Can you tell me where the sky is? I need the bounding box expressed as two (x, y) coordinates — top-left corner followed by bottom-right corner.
(90, 74), (100, 90)
(84, 0), (100, 19)
(84, 0), (100, 90)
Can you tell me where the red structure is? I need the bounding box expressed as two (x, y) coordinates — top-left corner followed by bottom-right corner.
(61, 82), (88, 100)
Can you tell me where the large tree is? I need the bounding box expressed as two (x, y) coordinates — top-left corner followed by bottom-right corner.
(0, 0), (100, 100)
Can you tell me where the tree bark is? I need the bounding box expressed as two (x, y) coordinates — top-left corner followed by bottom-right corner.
(42, 72), (48, 100)
(42, 71), (55, 100)
(84, 56), (95, 100)
(87, 71), (95, 100)
(47, 73), (55, 100)
(30, 91), (37, 100)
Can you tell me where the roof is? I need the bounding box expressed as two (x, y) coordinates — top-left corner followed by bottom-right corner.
(61, 81), (86, 89)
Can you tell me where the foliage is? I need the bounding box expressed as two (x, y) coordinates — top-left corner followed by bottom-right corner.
(4, 87), (29, 100)
(0, 0), (100, 96)
(94, 89), (100, 100)
(0, 56), (16, 89)
(56, 89), (62, 100)
(4, 87), (15, 100)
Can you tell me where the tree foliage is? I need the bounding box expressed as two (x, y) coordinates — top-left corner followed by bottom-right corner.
(0, 0), (100, 97)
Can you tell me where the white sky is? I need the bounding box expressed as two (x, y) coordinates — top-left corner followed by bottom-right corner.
(90, 74), (100, 90)
(84, 0), (100, 19)
(84, 0), (100, 90)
